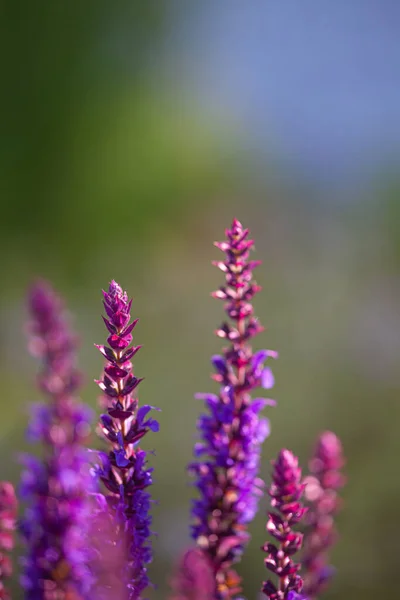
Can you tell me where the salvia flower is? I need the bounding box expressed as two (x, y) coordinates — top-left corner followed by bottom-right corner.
(170, 548), (216, 600)
(262, 449), (307, 600)
(0, 483), (17, 600)
(20, 281), (93, 599)
(189, 219), (277, 598)
(94, 280), (159, 600)
(302, 431), (345, 598)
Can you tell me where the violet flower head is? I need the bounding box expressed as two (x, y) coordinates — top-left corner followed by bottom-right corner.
(94, 280), (159, 600)
(302, 431), (345, 599)
(0, 483), (17, 600)
(170, 548), (216, 600)
(20, 281), (93, 600)
(262, 449), (307, 600)
(189, 219), (277, 598)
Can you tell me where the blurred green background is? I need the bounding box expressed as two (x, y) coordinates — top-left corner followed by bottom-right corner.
(1, 3), (400, 600)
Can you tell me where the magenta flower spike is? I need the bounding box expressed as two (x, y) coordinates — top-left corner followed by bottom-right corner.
(262, 449), (307, 600)
(0, 483), (17, 600)
(189, 219), (277, 598)
(302, 431), (345, 598)
(94, 281), (159, 600)
(20, 281), (93, 600)
(170, 548), (216, 600)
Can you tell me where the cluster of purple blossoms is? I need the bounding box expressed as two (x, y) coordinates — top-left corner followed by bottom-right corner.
(262, 450), (307, 600)
(0, 218), (346, 600)
(93, 281), (159, 599)
(189, 219), (277, 598)
(0, 483), (17, 600)
(20, 281), (93, 599)
(302, 432), (345, 598)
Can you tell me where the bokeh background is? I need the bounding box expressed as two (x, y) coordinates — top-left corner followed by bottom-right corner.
(1, 2), (400, 599)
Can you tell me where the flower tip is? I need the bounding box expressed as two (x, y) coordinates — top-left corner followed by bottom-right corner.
(318, 430), (343, 455)
(108, 279), (123, 295)
(231, 217), (242, 229)
(28, 279), (58, 315)
(276, 448), (299, 470)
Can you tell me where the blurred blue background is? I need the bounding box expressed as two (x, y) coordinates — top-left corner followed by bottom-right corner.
(1, 2), (399, 599)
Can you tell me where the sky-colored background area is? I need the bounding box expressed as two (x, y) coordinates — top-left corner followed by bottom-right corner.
(161, 1), (400, 190)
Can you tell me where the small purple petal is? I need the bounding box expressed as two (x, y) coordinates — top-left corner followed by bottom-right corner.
(115, 449), (130, 468)
(261, 367), (275, 389)
(252, 349), (269, 370)
(211, 354), (227, 374)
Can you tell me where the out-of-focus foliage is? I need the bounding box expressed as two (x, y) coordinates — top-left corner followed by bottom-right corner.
(0, 1), (232, 284)
(0, 3), (399, 600)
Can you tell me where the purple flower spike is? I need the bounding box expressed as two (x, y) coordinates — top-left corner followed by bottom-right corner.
(262, 449), (307, 600)
(0, 483), (17, 600)
(189, 220), (277, 599)
(170, 548), (217, 600)
(94, 281), (158, 600)
(20, 280), (93, 599)
(302, 432), (345, 599)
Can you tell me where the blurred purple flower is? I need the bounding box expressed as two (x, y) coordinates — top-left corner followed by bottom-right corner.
(302, 431), (345, 599)
(170, 548), (216, 600)
(0, 483), (17, 600)
(262, 449), (307, 600)
(20, 281), (93, 599)
(86, 494), (130, 600)
(189, 219), (277, 598)
(93, 281), (158, 600)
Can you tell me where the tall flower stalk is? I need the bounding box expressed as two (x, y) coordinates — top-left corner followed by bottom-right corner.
(94, 281), (159, 600)
(189, 219), (277, 598)
(0, 482), (17, 600)
(302, 431), (345, 598)
(20, 281), (93, 599)
(262, 449), (307, 600)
